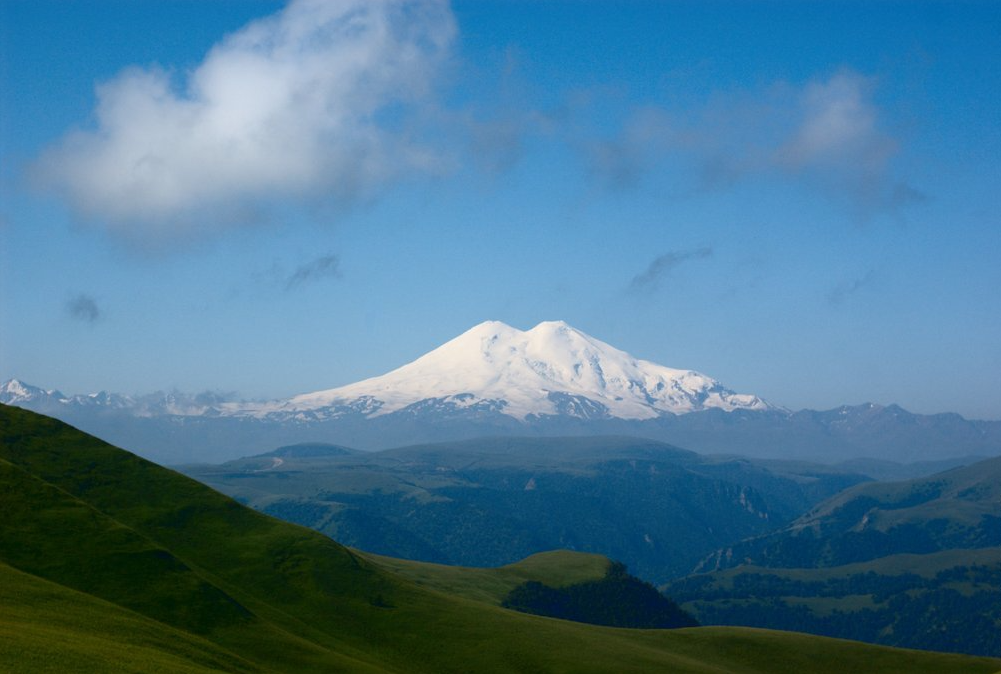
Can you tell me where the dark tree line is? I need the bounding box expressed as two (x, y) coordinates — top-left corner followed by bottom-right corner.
(502, 562), (698, 629)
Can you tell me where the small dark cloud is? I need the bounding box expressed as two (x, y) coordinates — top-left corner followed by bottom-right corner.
(630, 247), (713, 292)
(468, 118), (525, 175)
(586, 139), (649, 190)
(583, 107), (675, 191)
(66, 294), (101, 323)
(828, 269), (876, 306)
(284, 254), (341, 291)
(889, 183), (928, 208)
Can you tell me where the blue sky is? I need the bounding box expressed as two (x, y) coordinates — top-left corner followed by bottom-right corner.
(2, 0), (999, 419)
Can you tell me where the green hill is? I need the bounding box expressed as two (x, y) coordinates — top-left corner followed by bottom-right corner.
(368, 550), (695, 628)
(501, 561), (698, 628)
(362, 549), (613, 605)
(2, 403), (998, 673)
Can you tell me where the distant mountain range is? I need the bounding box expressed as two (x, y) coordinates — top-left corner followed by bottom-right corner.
(4, 321), (1000, 464)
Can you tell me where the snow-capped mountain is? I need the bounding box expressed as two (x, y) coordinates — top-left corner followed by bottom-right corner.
(5, 321), (999, 465)
(0, 379), (53, 404)
(240, 320), (771, 421)
(3, 321), (769, 423)
(0, 378), (223, 417)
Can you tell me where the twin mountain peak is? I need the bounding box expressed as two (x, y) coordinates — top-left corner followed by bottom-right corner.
(1, 320), (771, 422)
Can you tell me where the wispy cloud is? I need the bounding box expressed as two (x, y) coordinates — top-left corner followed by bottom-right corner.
(583, 70), (922, 215)
(773, 72), (915, 212)
(583, 106), (675, 190)
(284, 254), (341, 291)
(630, 247), (713, 292)
(249, 253), (343, 293)
(34, 0), (455, 243)
(66, 294), (101, 323)
(828, 269), (877, 306)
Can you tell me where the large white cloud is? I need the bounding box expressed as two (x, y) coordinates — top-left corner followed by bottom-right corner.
(35, 0), (455, 240)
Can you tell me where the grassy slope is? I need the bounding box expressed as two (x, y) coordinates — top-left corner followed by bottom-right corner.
(2, 403), (1000, 674)
(0, 561), (253, 674)
(361, 549), (611, 604)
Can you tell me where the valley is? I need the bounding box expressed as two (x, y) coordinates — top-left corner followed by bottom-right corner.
(181, 436), (867, 583)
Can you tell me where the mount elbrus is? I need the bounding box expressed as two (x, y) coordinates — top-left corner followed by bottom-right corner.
(3, 321), (999, 464)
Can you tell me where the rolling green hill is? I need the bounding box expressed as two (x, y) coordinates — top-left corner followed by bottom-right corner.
(361, 549), (613, 605)
(368, 550), (695, 629)
(2, 403), (999, 673)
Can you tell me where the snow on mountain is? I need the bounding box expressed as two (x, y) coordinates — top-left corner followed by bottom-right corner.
(2, 321), (771, 423)
(0, 379), (70, 406)
(0, 379), (225, 416)
(0, 379), (47, 402)
(238, 320), (772, 420)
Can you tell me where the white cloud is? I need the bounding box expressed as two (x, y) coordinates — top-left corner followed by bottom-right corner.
(775, 71), (901, 207)
(35, 0), (455, 241)
(583, 70), (920, 214)
(780, 72), (886, 167)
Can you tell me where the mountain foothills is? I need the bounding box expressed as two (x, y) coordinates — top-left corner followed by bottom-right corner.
(4, 321), (1000, 464)
(667, 457), (1001, 656)
(6, 405), (997, 673)
(185, 436), (1001, 657)
(699, 456), (1001, 571)
(183, 437), (869, 583)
